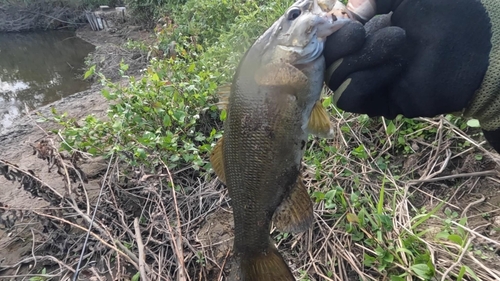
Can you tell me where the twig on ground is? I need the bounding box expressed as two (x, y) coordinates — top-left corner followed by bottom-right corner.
(134, 217), (150, 281)
(440, 237), (474, 281)
(216, 248), (231, 281)
(450, 221), (500, 247)
(161, 159), (188, 281)
(467, 252), (500, 280)
(409, 170), (498, 183)
(32, 210), (138, 268)
(0, 255), (74, 273)
(460, 194), (486, 218)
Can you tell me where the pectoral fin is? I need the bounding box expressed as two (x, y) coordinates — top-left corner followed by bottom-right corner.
(215, 84), (231, 110)
(307, 100), (334, 138)
(255, 63), (308, 90)
(209, 137), (226, 184)
(272, 175), (314, 233)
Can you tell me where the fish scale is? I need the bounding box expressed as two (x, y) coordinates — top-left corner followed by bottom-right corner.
(225, 83), (304, 252)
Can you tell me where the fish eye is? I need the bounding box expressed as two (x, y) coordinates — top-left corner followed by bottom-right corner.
(287, 8), (301, 21)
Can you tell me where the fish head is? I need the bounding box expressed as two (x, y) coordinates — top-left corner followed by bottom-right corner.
(263, 0), (350, 66)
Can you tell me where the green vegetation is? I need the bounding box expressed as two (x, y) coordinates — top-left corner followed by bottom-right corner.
(39, 0), (498, 280)
(48, 0), (293, 173)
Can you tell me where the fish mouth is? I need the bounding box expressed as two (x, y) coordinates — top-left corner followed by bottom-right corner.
(277, 15), (349, 65)
(278, 35), (324, 65)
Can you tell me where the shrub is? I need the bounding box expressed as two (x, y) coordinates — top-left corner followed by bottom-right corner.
(49, 0), (294, 174)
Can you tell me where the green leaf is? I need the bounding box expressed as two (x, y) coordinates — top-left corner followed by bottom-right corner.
(383, 253), (394, 263)
(120, 62), (129, 72)
(112, 121), (122, 131)
(377, 178), (385, 214)
(386, 121), (396, 135)
(411, 264), (433, 279)
(131, 272), (140, 281)
(363, 254), (376, 267)
(395, 247), (414, 257)
(322, 96), (332, 107)
(88, 147), (98, 156)
(152, 73), (160, 82)
(466, 119), (480, 128)
(435, 231), (450, 240)
(220, 109), (227, 121)
(447, 234), (463, 245)
(84, 65), (95, 79)
(313, 191), (325, 202)
(102, 89), (111, 99)
(346, 213), (359, 223)
(163, 114), (172, 127)
(464, 265), (481, 281)
(173, 110), (186, 123)
(135, 148), (146, 160)
(457, 265), (466, 281)
(170, 154), (180, 162)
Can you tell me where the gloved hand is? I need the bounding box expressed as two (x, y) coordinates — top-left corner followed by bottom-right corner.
(324, 0), (500, 153)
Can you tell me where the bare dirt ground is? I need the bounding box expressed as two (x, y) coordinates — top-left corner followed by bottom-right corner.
(0, 84), (109, 262)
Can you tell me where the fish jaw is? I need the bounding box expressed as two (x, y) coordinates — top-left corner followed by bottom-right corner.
(275, 16), (349, 65)
(315, 14), (350, 40)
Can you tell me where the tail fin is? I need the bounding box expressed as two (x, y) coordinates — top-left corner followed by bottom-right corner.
(229, 245), (295, 281)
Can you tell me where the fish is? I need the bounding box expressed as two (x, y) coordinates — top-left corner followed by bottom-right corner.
(210, 1), (349, 280)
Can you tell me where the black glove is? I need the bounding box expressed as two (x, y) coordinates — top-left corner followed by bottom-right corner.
(324, 0), (500, 153)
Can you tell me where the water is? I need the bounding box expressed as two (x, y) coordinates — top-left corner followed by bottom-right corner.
(0, 30), (95, 133)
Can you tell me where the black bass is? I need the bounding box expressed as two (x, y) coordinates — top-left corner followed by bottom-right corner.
(210, 1), (349, 280)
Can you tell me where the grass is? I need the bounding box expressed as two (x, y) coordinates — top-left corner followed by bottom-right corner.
(1, 0), (500, 280)
(283, 97), (500, 280)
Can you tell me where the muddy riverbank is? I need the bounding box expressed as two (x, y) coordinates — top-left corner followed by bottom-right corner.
(0, 23), (150, 157)
(0, 23), (152, 272)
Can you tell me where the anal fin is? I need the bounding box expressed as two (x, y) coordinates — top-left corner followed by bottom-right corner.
(307, 100), (334, 139)
(209, 137), (226, 184)
(272, 175), (313, 234)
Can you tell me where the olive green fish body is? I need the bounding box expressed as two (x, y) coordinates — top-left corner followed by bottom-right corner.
(225, 63), (308, 254)
(209, 1), (351, 280)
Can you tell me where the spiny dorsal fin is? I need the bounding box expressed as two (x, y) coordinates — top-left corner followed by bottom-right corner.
(209, 137), (226, 184)
(307, 100), (334, 139)
(215, 83), (231, 110)
(272, 175), (314, 233)
(254, 62), (308, 90)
